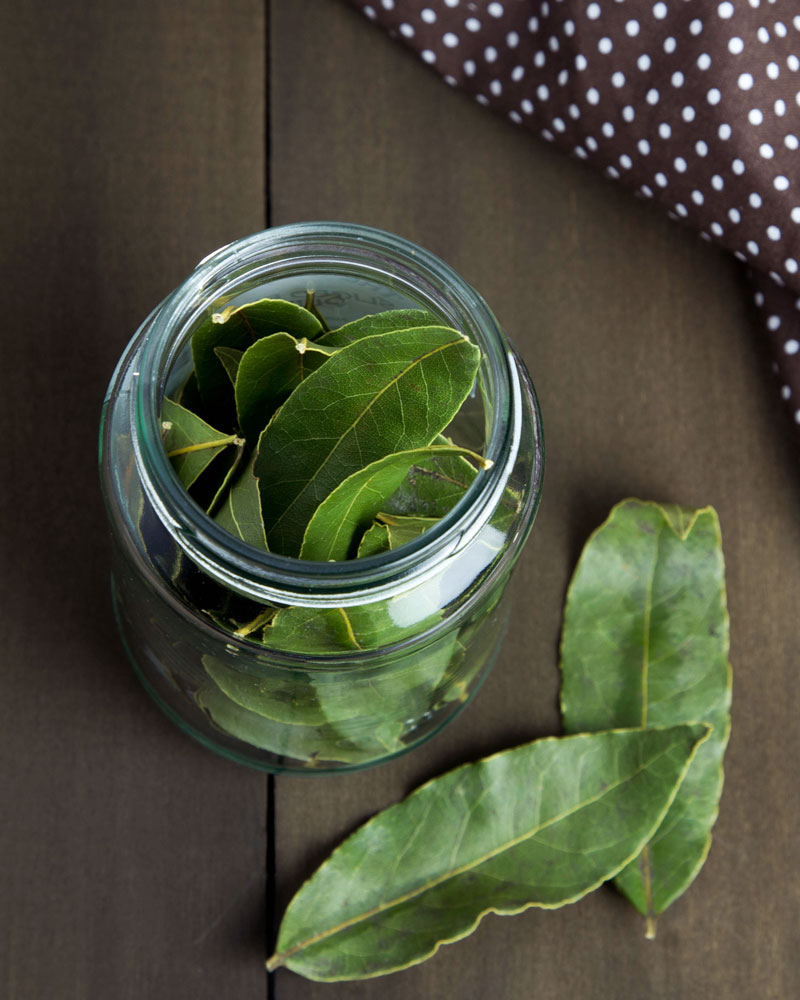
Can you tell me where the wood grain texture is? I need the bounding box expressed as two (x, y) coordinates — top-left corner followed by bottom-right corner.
(0, 3), (267, 998)
(269, 2), (800, 998)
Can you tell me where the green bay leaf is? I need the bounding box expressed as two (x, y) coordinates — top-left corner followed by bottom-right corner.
(267, 724), (708, 981)
(300, 445), (487, 562)
(206, 439), (245, 515)
(203, 655), (323, 726)
(312, 631), (457, 741)
(382, 448), (478, 518)
(214, 346), (243, 387)
(192, 297), (322, 428)
(235, 333), (334, 444)
(214, 454), (268, 549)
(354, 514), (438, 559)
(263, 598), (436, 655)
(201, 630), (456, 759)
(161, 397), (237, 489)
(560, 499), (731, 933)
(356, 522), (391, 558)
(197, 681), (400, 766)
(316, 308), (438, 349)
(377, 512), (440, 549)
(255, 326), (481, 556)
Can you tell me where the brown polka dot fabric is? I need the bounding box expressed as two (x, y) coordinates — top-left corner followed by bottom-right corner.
(348, 0), (800, 441)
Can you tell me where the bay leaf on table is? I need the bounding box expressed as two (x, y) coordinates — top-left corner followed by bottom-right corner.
(255, 326), (481, 556)
(191, 297), (322, 428)
(235, 333), (334, 444)
(214, 453), (268, 550)
(161, 397), (236, 489)
(315, 308), (438, 348)
(560, 499), (731, 934)
(299, 445), (488, 562)
(267, 724), (708, 981)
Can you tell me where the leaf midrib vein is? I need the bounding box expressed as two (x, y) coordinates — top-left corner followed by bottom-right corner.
(266, 337), (463, 537)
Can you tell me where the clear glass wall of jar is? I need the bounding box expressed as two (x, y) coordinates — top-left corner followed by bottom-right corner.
(100, 223), (544, 774)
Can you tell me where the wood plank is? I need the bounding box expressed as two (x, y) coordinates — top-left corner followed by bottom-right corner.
(0, 3), (267, 998)
(269, 2), (800, 997)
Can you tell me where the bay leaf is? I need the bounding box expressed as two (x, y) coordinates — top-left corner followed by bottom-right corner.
(191, 297), (322, 428)
(377, 512), (440, 549)
(356, 522), (391, 558)
(381, 448), (478, 518)
(197, 682), (402, 766)
(267, 724), (708, 981)
(264, 606), (362, 654)
(263, 596), (438, 655)
(382, 449), (520, 537)
(311, 631), (457, 745)
(235, 333), (334, 444)
(355, 512), (439, 559)
(161, 397), (237, 489)
(316, 308), (438, 349)
(201, 630), (456, 757)
(256, 326), (481, 556)
(203, 654), (323, 727)
(214, 346), (243, 387)
(559, 499), (731, 934)
(214, 453), (268, 549)
(300, 445), (488, 562)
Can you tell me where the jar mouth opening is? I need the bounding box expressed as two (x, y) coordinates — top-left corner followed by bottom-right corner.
(133, 222), (537, 597)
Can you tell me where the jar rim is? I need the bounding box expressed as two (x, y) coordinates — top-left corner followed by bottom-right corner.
(132, 222), (542, 603)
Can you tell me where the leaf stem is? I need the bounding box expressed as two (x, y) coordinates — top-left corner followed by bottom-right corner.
(167, 434), (243, 457)
(234, 606), (277, 639)
(459, 447), (493, 471)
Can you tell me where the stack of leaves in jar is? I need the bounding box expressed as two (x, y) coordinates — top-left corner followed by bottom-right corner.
(161, 295), (495, 764)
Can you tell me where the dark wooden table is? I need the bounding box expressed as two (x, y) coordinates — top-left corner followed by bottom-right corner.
(3, 2), (799, 997)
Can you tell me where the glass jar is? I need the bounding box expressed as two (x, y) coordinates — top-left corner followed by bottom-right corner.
(100, 223), (544, 774)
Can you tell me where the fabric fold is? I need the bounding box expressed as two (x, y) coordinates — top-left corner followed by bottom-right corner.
(348, 0), (800, 441)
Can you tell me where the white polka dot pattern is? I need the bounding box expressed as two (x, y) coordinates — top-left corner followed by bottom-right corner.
(351, 0), (800, 439)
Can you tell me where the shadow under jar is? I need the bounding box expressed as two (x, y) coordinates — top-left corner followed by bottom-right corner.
(100, 223), (544, 774)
